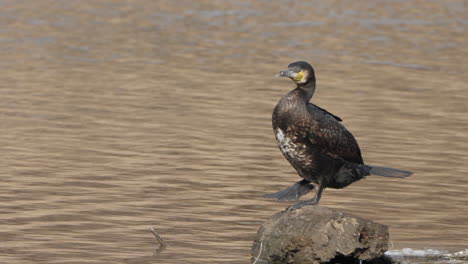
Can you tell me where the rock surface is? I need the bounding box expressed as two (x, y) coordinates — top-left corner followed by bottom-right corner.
(251, 206), (391, 264)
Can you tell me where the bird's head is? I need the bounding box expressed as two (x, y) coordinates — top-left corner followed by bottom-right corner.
(276, 61), (316, 86)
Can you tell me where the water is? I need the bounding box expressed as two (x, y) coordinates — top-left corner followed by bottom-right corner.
(0, 1), (467, 263)
(386, 249), (468, 264)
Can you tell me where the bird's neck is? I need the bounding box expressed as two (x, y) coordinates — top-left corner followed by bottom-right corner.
(296, 81), (316, 102)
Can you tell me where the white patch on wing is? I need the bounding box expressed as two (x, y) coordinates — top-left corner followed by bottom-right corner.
(275, 128), (311, 166)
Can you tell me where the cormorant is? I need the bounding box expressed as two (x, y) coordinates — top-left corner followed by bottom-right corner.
(264, 61), (413, 210)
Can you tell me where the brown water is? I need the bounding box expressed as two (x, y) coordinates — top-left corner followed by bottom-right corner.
(1, 1), (467, 263)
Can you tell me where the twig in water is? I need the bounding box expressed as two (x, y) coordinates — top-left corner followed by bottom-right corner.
(150, 227), (164, 246)
(150, 227), (166, 254)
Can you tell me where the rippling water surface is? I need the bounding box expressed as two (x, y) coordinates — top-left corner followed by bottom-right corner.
(1, 1), (467, 263)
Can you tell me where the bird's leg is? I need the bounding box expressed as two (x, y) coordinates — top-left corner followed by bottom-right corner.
(263, 179), (314, 201)
(286, 183), (325, 210)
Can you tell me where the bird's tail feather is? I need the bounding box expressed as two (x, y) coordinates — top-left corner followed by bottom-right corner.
(368, 165), (413, 178)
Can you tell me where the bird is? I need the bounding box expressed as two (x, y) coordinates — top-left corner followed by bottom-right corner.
(264, 61), (413, 210)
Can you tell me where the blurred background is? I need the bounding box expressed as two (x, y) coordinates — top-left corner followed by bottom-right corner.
(1, 0), (467, 263)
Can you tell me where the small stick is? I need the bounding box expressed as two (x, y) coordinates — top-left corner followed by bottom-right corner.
(150, 227), (165, 247)
(252, 240), (264, 264)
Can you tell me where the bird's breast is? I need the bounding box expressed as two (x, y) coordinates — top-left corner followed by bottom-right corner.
(275, 128), (312, 167)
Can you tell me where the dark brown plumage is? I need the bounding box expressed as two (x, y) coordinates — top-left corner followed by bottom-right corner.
(264, 61), (412, 209)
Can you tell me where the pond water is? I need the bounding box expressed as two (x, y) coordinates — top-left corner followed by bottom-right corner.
(1, 1), (467, 263)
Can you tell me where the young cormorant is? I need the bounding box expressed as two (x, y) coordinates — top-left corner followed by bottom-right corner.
(264, 61), (413, 210)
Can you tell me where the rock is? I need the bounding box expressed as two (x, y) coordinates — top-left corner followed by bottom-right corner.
(251, 206), (392, 264)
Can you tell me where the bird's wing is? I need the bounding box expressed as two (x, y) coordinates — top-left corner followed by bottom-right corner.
(313, 104), (342, 122)
(307, 104), (364, 164)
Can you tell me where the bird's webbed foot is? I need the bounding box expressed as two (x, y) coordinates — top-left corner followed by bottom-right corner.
(286, 184), (325, 211)
(286, 199), (320, 210)
(263, 179), (314, 201)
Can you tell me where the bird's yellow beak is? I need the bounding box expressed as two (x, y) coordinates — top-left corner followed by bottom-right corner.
(276, 70), (304, 83)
